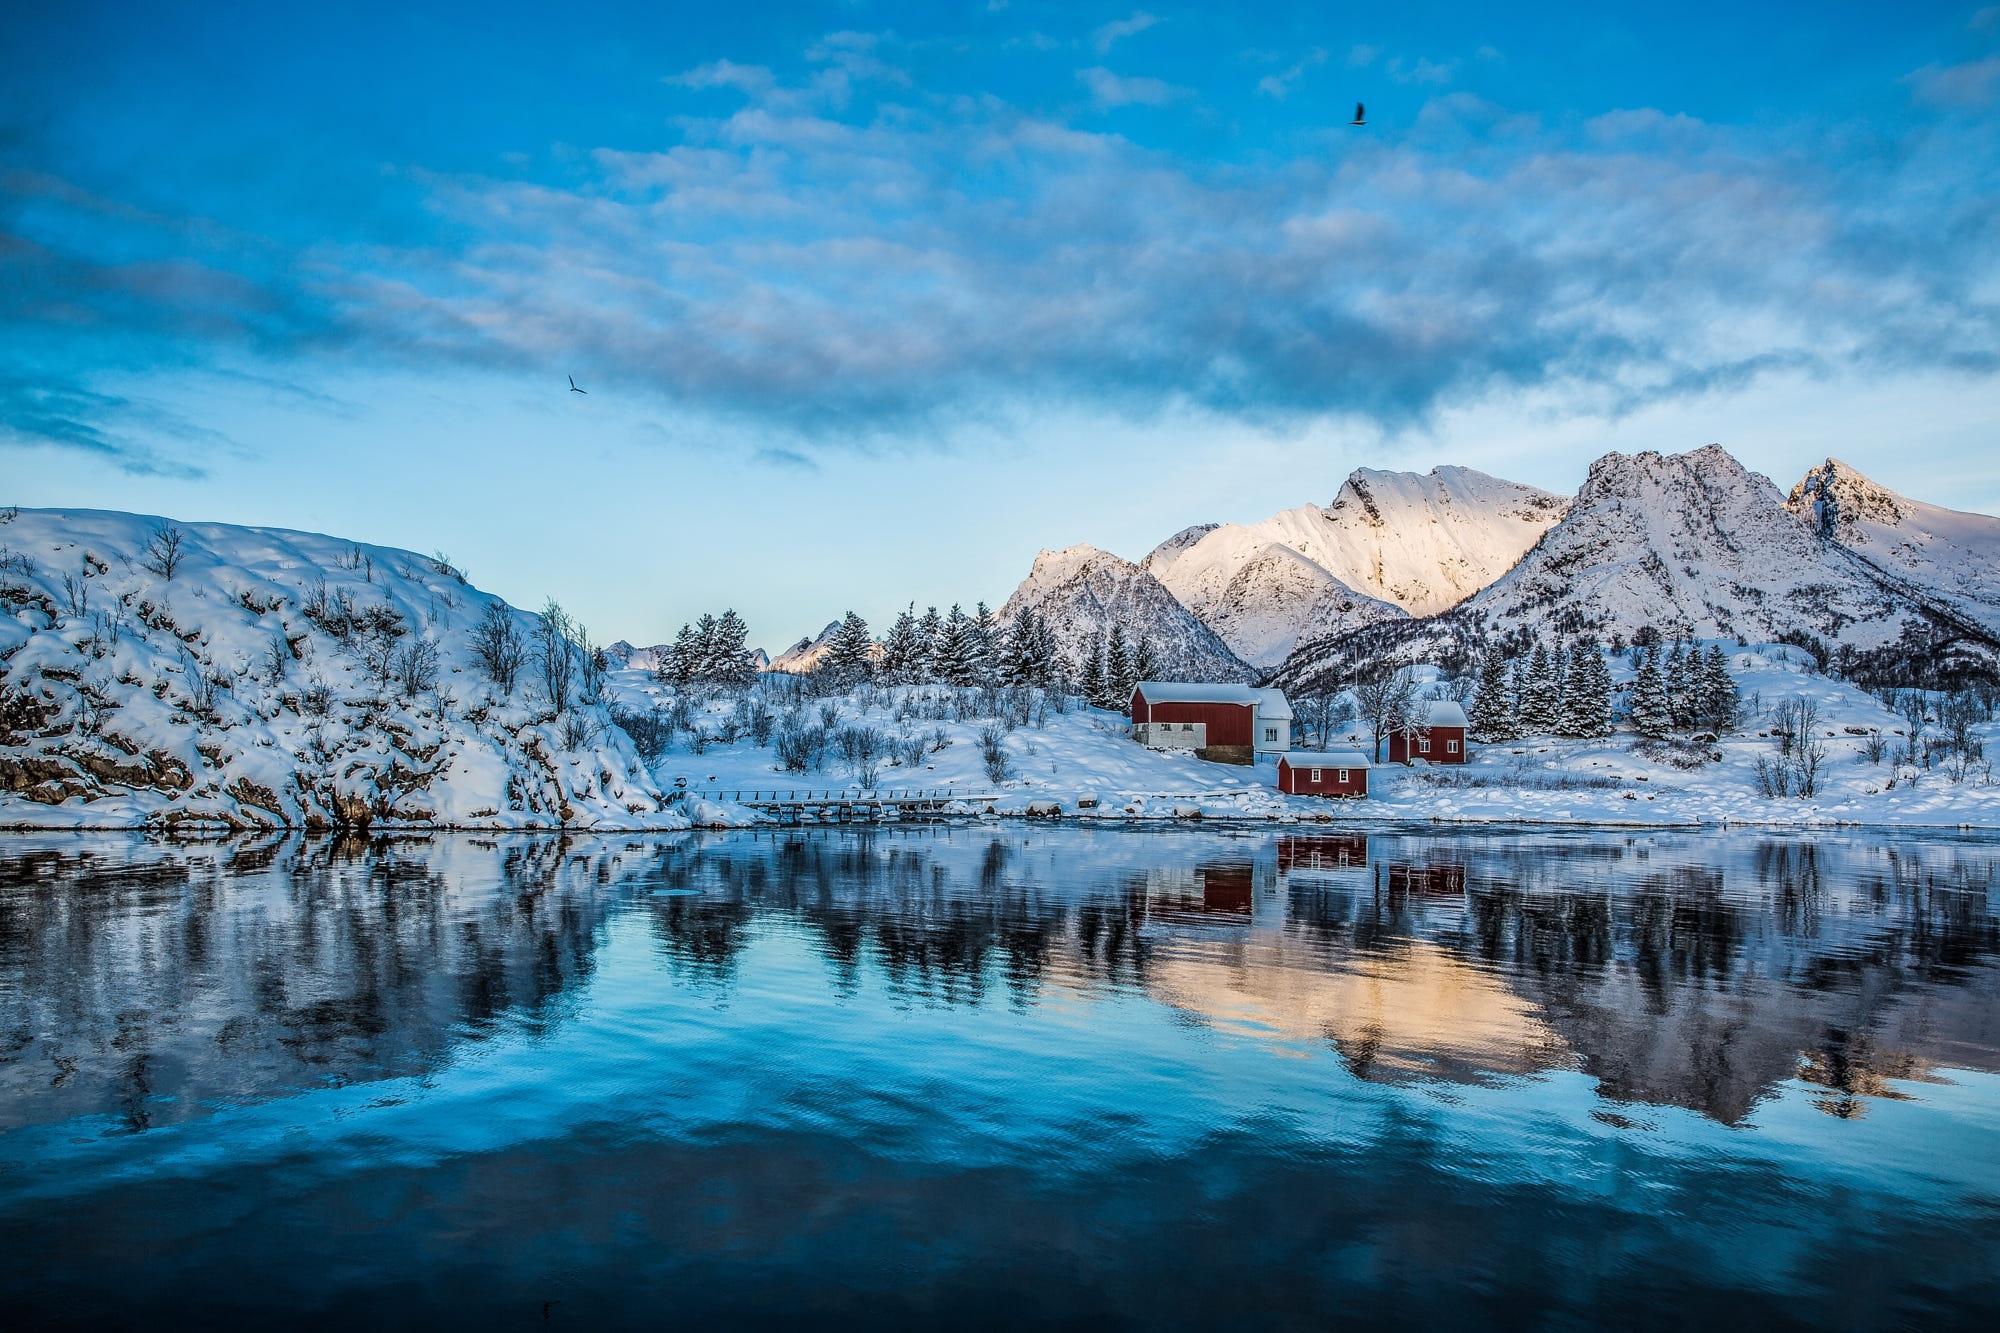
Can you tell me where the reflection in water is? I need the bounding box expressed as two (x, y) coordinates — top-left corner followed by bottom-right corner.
(1, 827), (1998, 1324)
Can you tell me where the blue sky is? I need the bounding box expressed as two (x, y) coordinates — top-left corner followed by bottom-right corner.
(5, 2), (1999, 650)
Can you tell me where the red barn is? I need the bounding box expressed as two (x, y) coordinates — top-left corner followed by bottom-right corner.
(1131, 682), (1260, 765)
(1276, 750), (1371, 798)
(1386, 700), (1469, 765)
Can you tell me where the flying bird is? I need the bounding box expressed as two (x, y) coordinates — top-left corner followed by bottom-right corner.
(568, 376), (587, 394)
(1351, 102), (1366, 126)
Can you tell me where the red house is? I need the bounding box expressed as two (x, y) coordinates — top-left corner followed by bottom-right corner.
(1386, 700), (1469, 765)
(1276, 750), (1371, 798)
(1131, 682), (1262, 765)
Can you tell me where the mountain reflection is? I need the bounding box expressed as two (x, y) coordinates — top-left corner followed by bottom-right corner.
(2, 828), (1997, 1132)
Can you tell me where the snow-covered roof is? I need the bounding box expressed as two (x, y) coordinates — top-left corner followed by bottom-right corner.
(1282, 749), (1372, 768)
(1133, 681), (1255, 706)
(1416, 699), (1469, 728)
(1251, 687), (1293, 720)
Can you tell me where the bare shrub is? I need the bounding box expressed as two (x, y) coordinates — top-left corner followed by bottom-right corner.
(394, 637), (441, 699)
(143, 523), (186, 581)
(979, 723), (1011, 784)
(470, 600), (528, 694)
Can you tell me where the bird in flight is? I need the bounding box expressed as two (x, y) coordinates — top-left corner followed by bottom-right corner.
(1351, 102), (1366, 126)
(568, 376), (587, 394)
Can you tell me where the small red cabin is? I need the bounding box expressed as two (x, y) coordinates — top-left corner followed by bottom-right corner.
(1131, 681), (1259, 764)
(1386, 700), (1469, 765)
(1276, 750), (1371, 798)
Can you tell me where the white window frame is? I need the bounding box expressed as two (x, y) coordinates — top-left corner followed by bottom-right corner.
(1446, 739), (1459, 753)
(1419, 738), (1431, 753)
(1309, 768), (1322, 783)
(1338, 768), (1350, 783)
(1264, 727), (1278, 742)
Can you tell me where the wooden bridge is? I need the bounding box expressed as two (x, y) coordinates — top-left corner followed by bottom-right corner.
(692, 789), (991, 824)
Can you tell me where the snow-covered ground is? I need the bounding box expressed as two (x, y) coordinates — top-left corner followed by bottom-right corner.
(1, 508), (685, 832)
(612, 644), (2000, 831)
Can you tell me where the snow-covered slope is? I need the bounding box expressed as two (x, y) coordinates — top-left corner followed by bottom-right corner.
(0, 508), (683, 830)
(768, 621), (843, 674)
(999, 545), (1251, 681)
(1144, 532), (1406, 669)
(1787, 458), (2000, 637)
(1139, 466), (1563, 666)
(1455, 446), (1907, 645)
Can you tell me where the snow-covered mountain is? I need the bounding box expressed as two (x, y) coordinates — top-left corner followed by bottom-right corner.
(1450, 446), (1908, 646)
(1787, 458), (2000, 638)
(0, 508), (682, 830)
(768, 621), (844, 674)
(1138, 466), (1566, 668)
(998, 544), (1251, 681)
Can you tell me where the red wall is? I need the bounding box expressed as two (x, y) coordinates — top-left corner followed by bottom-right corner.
(1388, 727), (1466, 764)
(1132, 689), (1253, 747)
(1277, 759), (1368, 797)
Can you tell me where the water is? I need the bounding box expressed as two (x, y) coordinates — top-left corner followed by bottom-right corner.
(2, 827), (1997, 1328)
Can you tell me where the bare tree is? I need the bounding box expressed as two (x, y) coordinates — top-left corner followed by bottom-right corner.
(470, 600), (527, 694)
(394, 636), (441, 699)
(1353, 668), (1417, 763)
(535, 599), (578, 713)
(143, 523), (186, 581)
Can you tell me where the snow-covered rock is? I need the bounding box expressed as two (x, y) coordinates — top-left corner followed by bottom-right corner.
(1453, 445), (1909, 646)
(768, 620), (843, 674)
(1139, 466), (1564, 667)
(998, 544), (1251, 681)
(0, 508), (688, 831)
(1787, 458), (2000, 638)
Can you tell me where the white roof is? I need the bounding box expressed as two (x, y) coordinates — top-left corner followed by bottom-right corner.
(1250, 686), (1293, 720)
(1416, 699), (1468, 728)
(1282, 748), (1372, 768)
(1133, 681), (1255, 706)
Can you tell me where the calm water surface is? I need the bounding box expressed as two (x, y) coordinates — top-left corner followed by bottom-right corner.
(2, 827), (1998, 1328)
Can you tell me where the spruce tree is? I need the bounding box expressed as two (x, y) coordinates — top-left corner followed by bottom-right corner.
(1582, 643), (1614, 737)
(824, 611), (873, 686)
(1630, 647), (1672, 739)
(1518, 642), (1560, 734)
(1032, 612), (1059, 688)
(1079, 637), (1105, 708)
(1104, 624), (1132, 709)
(1698, 645), (1739, 734)
(1558, 643), (1595, 737)
(880, 604), (922, 684)
(1132, 634), (1159, 686)
(1665, 642), (1694, 731)
(970, 602), (997, 686)
(1469, 647), (1514, 741)
(711, 609), (755, 686)
(913, 606), (942, 682)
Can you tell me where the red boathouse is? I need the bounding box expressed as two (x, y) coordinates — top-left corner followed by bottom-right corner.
(1131, 682), (1264, 765)
(1276, 750), (1371, 798)
(1386, 700), (1469, 765)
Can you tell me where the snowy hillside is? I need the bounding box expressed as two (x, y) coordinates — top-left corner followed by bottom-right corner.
(1453, 446), (1909, 646)
(769, 620), (845, 674)
(1139, 466), (1564, 668)
(1788, 458), (2000, 637)
(998, 545), (1250, 681)
(0, 508), (683, 831)
(1145, 532), (1405, 670)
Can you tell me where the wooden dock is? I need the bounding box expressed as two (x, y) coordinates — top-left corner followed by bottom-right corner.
(694, 789), (983, 824)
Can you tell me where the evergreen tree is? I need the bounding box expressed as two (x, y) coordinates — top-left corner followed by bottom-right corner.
(936, 604), (977, 685)
(710, 609), (755, 686)
(880, 604), (922, 684)
(1698, 645), (1739, 734)
(1131, 634), (1159, 686)
(1033, 612), (1060, 688)
(1583, 643), (1614, 737)
(915, 606), (943, 682)
(970, 602), (997, 685)
(1665, 642), (1694, 731)
(1104, 624), (1133, 709)
(1469, 647), (1515, 742)
(824, 611), (874, 685)
(999, 608), (1048, 687)
(660, 622), (700, 686)
(1078, 636), (1105, 707)
(1517, 642), (1561, 734)
(1558, 642), (1596, 737)
(1630, 647), (1672, 739)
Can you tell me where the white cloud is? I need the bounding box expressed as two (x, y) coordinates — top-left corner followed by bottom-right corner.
(1092, 11), (1160, 55)
(1077, 66), (1182, 108)
(1906, 55), (2000, 107)
(1257, 48), (1328, 100)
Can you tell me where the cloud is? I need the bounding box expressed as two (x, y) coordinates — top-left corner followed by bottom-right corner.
(1906, 55), (2000, 107)
(0, 373), (209, 477)
(1257, 48), (1327, 100)
(1973, 6), (2000, 34)
(1076, 66), (1182, 108)
(1092, 11), (1159, 55)
(6, 46), (2000, 457)
(753, 446), (818, 471)
(1388, 55), (1458, 85)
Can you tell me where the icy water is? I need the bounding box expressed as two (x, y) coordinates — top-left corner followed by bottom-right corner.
(2, 829), (1998, 1328)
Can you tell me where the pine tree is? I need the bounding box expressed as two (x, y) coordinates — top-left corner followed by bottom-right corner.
(1665, 642), (1694, 731)
(915, 606), (943, 682)
(1630, 647), (1672, 739)
(710, 609), (755, 686)
(970, 602), (997, 686)
(1032, 612), (1059, 688)
(1583, 643), (1613, 737)
(935, 604), (977, 685)
(880, 604), (922, 684)
(1558, 642), (1597, 737)
(1131, 634), (1159, 686)
(824, 611), (873, 685)
(1469, 647), (1515, 741)
(1103, 624), (1132, 709)
(1078, 636), (1105, 707)
(661, 622), (700, 686)
(1698, 645), (1739, 734)
(1517, 642), (1561, 734)
(999, 609), (1046, 687)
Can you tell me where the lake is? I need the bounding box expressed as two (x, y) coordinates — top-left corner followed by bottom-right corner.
(2, 826), (1997, 1328)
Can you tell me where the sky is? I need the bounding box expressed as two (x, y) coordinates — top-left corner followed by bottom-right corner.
(5, 1), (1999, 652)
